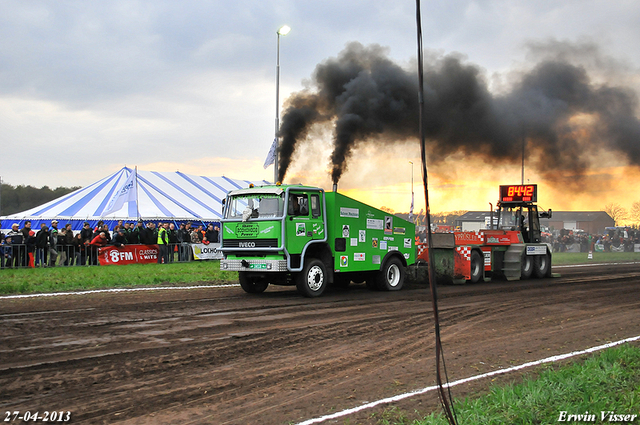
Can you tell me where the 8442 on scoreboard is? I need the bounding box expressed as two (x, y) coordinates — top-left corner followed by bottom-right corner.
(499, 184), (537, 203)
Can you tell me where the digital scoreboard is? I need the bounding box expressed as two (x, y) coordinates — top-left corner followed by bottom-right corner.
(499, 184), (537, 203)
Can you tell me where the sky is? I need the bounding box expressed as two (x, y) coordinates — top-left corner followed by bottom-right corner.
(1, 1), (640, 214)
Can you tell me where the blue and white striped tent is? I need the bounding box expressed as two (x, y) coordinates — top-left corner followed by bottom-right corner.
(0, 167), (269, 231)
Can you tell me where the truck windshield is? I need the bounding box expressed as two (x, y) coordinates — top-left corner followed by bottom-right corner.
(498, 206), (522, 230)
(224, 194), (285, 220)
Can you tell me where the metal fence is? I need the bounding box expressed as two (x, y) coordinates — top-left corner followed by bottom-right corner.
(0, 243), (194, 269)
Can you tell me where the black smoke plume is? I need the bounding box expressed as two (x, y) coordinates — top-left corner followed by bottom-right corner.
(277, 42), (640, 186)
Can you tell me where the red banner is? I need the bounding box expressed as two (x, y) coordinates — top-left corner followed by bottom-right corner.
(98, 245), (159, 266)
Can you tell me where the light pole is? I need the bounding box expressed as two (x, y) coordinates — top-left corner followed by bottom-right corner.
(274, 24), (291, 184)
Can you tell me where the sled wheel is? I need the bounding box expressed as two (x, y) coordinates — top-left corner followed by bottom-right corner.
(533, 252), (551, 278)
(521, 253), (533, 279)
(470, 250), (483, 283)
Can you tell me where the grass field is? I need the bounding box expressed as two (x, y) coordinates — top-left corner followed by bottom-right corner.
(552, 251), (640, 265)
(374, 344), (640, 425)
(0, 261), (238, 295)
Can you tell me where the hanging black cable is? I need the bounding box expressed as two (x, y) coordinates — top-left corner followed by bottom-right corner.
(415, 1), (458, 424)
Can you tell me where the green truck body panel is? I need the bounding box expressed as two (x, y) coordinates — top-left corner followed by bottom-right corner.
(325, 192), (415, 273)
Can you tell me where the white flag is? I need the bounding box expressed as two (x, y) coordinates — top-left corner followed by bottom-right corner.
(103, 168), (137, 216)
(263, 138), (277, 169)
(408, 193), (414, 221)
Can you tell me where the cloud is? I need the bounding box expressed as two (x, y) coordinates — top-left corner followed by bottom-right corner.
(1, 0), (639, 215)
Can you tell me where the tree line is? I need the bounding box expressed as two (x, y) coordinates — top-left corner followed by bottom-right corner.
(604, 203), (640, 226)
(0, 183), (80, 216)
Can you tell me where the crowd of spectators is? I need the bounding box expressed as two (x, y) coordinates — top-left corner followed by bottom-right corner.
(545, 227), (640, 253)
(0, 220), (220, 269)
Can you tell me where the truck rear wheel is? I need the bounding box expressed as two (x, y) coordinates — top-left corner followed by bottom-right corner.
(521, 253), (533, 279)
(469, 250), (483, 283)
(239, 272), (269, 294)
(376, 257), (404, 291)
(533, 252), (551, 278)
(296, 259), (327, 297)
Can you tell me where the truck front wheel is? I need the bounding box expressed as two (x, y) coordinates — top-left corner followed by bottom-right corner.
(377, 257), (405, 291)
(296, 259), (327, 297)
(239, 272), (269, 294)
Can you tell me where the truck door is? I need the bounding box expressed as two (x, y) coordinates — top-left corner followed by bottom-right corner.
(285, 191), (325, 257)
(528, 205), (541, 243)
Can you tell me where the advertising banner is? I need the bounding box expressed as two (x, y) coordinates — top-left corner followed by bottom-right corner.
(98, 244), (159, 266)
(191, 243), (223, 260)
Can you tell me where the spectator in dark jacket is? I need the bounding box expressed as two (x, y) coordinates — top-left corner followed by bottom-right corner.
(72, 233), (86, 266)
(64, 224), (75, 266)
(1, 236), (12, 269)
(177, 223), (191, 262)
(80, 222), (93, 243)
(35, 224), (49, 267)
(204, 224), (217, 244)
(142, 222), (156, 245)
(166, 223), (178, 263)
(19, 221), (32, 267)
(112, 229), (127, 247)
(128, 221), (144, 244)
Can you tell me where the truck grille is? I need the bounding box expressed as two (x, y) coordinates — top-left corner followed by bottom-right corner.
(222, 238), (279, 248)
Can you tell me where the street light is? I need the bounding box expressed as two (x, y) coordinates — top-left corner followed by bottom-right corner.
(274, 25), (290, 183)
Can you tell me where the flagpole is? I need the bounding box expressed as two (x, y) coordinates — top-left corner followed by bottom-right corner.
(135, 166), (140, 219)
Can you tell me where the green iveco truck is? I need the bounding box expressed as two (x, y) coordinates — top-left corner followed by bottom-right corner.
(219, 184), (416, 297)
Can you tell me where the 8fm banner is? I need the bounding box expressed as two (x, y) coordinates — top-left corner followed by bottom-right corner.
(191, 243), (223, 260)
(98, 245), (159, 266)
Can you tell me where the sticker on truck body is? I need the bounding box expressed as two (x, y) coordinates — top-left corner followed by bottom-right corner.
(367, 219), (383, 230)
(384, 216), (393, 234)
(340, 207), (359, 218)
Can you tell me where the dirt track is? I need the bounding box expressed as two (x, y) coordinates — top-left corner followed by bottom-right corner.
(1, 262), (639, 424)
